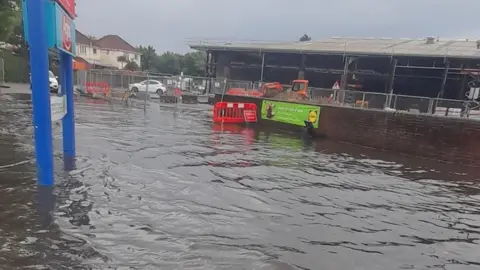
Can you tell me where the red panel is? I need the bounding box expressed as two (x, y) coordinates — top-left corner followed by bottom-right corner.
(213, 102), (257, 123)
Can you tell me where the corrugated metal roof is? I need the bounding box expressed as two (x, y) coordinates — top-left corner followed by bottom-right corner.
(189, 37), (480, 58)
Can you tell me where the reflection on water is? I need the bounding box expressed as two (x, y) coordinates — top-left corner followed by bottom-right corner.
(1, 96), (480, 269)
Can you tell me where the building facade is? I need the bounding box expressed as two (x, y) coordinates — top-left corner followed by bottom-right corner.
(191, 37), (480, 99)
(75, 30), (140, 69)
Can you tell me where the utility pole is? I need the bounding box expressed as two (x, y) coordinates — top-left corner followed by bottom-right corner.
(142, 53), (149, 110)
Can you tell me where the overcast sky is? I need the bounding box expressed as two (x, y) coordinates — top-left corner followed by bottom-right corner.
(75, 0), (480, 53)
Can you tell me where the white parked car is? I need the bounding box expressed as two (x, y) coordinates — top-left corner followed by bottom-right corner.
(29, 70), (59, 93)
(128, 80), (167, 95)
(48, 70), (59, 93)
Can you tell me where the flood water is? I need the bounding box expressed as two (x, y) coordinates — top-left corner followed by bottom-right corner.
(1, 95), (480, 270)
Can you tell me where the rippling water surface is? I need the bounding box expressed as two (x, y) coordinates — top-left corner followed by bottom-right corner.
(1, 95), (480, 270)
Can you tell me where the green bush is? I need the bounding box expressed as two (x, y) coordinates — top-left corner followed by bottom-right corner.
(2, 51), (29, 83)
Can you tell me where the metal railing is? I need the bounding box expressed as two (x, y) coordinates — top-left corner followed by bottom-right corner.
(309, 88), (473, 118)
(78, 69), (258, 96)
(78, 69), (477, 119)
(213, 81), (474, 118)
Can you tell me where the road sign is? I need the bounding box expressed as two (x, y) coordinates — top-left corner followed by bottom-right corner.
(56, 0), (75, 18)
(332, 81), (340, 89)
(55, 3), (76, 55)
(51, 95), (67, 121)
(61, 14), (72, 53)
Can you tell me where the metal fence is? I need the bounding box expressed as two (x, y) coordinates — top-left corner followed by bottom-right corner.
(76, 69), (172, 91)
(309, 87), (471, 117)
(78, 69), (257, 96)
(78, 69), (478, 118)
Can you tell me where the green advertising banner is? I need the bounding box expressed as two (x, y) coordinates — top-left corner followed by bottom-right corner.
(261, 100), (320, 128)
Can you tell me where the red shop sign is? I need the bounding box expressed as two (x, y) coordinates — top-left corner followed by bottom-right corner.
(61, 14), (72, 53)
(56, 0), (75, 18)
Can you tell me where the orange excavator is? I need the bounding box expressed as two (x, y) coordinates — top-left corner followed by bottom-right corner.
(226, 80), (309, 100)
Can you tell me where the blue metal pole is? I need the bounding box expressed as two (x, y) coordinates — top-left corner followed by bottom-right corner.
(26, 0), (54, 186)
(60, 53), (67, 95)
(61, 52), (76, 163)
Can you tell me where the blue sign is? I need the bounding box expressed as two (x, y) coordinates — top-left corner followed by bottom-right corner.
(22, 0), (76, 56)
(55, 3), (76, 55)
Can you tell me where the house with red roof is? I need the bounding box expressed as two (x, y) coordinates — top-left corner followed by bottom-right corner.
(75, 30), (140, 69)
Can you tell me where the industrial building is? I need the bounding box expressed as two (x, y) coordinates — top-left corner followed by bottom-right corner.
(190, 37), (480, 99)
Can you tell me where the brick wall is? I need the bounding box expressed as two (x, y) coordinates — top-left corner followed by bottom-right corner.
(215, 94), (480, 166)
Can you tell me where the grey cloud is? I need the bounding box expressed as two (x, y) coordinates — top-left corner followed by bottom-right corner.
(75, 0), (480, 53)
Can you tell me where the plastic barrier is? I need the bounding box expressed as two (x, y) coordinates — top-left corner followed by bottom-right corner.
(208, 96), (215, 105)
(213, 102), (257, 123)
(182, 94), (198, 104)
(85, 82), (110, 97)
(159, 95), (179, 103)
(174, 88), (182, 96)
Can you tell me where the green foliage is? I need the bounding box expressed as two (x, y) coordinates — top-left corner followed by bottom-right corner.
(2, 50), (29, 82)
(299, 34), (311, 42)
(0, 0), (21, 42)
(124, 60), (139, 71)
(137, 45), (156, 71)
(137, 45), (206, 77)
(8, 19), (28, 57)
(182, 51), (206, 76)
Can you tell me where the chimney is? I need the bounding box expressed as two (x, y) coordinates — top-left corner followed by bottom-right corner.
(426, 36), (435, 44)
(476, 40), (480, 49)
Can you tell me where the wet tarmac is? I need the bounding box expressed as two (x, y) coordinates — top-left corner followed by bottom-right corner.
(1, 95), (480, 269)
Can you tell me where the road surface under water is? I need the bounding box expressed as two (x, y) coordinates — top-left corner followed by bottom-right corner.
(1, 95), (480, 270)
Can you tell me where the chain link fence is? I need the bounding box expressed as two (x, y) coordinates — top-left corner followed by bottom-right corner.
(79, 69), (257, 96)
(79, 69), (476, 118)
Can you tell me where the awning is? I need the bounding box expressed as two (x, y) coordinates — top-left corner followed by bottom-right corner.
(73, 57), (91, 70)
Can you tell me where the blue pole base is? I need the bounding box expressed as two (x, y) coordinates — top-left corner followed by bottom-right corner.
(63, 155), (76, 171)
(36, 185), (55, 228)
(60, 51), (76, 165)
(27, 0), (54, 186)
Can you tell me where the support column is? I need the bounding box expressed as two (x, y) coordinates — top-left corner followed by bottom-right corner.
(204, 51), (211, 94)
(386, 59), (398, 108)
(439, 60), (449, 98)
(458, 64), (469, 100)
(340, 56), (350, 89)
(61, 52), (76, 166)
(27, 0), (54, 186)
(298, 54), (306, 79)
(260, 52), (265, 82)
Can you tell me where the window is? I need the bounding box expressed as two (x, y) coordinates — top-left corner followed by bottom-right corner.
(149, 81), (159, 85)
(79, 45), (86, 54)
(135, 54), (139, 60)
(93, 48), (97, 54)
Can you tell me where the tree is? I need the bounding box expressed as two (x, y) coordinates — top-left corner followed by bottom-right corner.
(181, 51), (205, 77)
(124, 60), (139, 71)
(154, 51), (183, 74)
(299, 34), (311, 42)
(117, 55), (127, 68)
(7, 19), (27, 57)
(137, 45), (156, 71)
(0, 0), (21, 42)
(136, 44), (207, 76)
